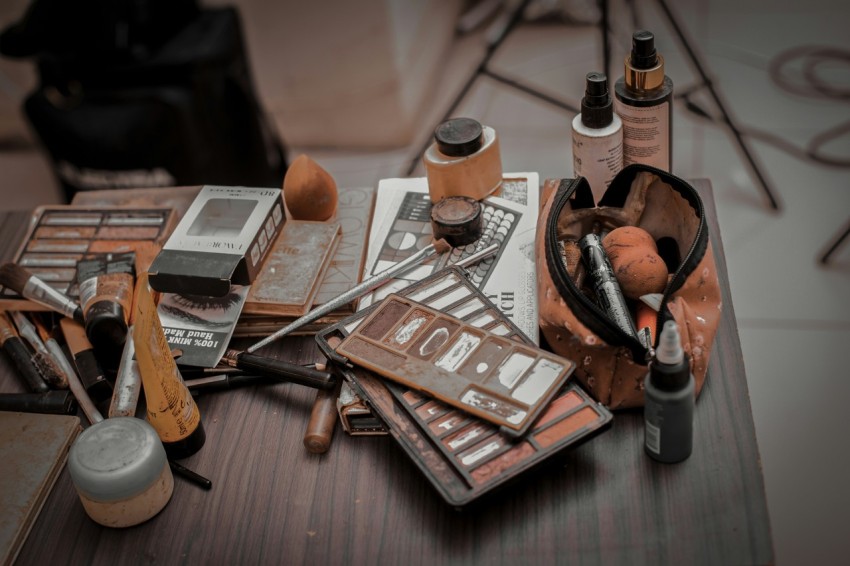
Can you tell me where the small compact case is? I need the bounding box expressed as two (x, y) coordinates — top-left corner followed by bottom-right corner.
(317, 266), (612, 506)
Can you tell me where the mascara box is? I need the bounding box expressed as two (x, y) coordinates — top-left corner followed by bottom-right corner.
(149, 186), (285, 297)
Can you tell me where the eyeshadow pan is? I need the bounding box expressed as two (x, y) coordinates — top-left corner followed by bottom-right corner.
(34, 226), (97, 239)
(415, 400), (448, 422)
(428, 286), (471, 310)
(443, 422), (494, 452)
(460, 388), (526, 425)
(468, 313), (496, 327)
(447, 298), (485, 319)
(458, 436), (507, 467)
(512, 358), (564, 405)
(104, 214), (165, 226)
(470, 442), (535, 484)
(435, 331), (481, 372)
(360, 299), (411, 340)
(26, 240), (90, 253)
(340, 337), (406, 371)
(489, 324), (512, 336)
(458, 337), (510, 382)
(534, 390), (584, 428)
(428, 411), (466, 436)
(96, 226), (162, 239)
(19, 254), (82, 267)
(87, 241), (143, 254)
(26, 268), (76, 282)
(409, 319), (460, 360)
(405, 273), (459, 302)
(494, 351), (535, 388)
(384, 309), (433, 349)
(533, 406), (601, 448)
(42, 213), (103, 225)
(402, 390), (424, 406)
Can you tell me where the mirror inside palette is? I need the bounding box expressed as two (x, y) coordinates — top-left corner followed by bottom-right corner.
(316, 266), (613, 506)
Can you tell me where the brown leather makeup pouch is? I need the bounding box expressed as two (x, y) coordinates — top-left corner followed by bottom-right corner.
(536, 164), (722, 409)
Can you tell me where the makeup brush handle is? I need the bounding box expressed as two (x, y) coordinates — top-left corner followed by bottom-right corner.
(0, 390), (77, 415)
(2, 338), (49, 393)
(235, 353), (334, 390)
(304, 377), (342, 454)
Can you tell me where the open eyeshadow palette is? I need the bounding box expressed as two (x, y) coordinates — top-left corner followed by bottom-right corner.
(336, 294), (573, 436)
(0, 206), (176, 307)
(317, 266), (613, 506)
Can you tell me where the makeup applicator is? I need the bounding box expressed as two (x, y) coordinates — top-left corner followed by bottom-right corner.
(0, 263), (84, 323)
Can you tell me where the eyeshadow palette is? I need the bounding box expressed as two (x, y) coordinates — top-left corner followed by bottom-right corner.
(0, 206), (176, 309)
(317, 266), (612, 506)
(336, 294), (573, 436)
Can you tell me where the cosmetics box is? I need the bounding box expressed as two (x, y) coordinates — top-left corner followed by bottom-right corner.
(148, 186), (285, 297)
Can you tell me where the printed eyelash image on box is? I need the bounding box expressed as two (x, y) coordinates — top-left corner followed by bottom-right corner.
(148, 186), (284, 297)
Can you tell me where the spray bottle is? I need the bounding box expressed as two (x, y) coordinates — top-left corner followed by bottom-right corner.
(644, 320), (694, 463)
(614, 30), (674, 171)
(572, 72), (623, 202)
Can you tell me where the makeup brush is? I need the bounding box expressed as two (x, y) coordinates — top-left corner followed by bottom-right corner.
(10, 312), (68, 389)
(0, 311), (49, 393)
(0, 263), (84, 323)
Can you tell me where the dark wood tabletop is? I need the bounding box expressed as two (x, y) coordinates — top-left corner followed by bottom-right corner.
(0, 180), (773, 565)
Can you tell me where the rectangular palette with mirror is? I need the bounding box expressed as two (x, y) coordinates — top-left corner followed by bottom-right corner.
(317, 266), (613, 506)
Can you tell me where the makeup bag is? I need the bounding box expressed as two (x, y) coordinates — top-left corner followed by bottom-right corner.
(536, 164), (722, 409)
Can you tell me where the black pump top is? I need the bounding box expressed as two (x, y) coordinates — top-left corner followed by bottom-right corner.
(434, 118), (484, 157)
(580, 72), (614, 128)
(631, 30), (658, 69)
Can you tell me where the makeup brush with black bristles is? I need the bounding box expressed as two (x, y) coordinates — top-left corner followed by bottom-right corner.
(0, 263), (84, 323)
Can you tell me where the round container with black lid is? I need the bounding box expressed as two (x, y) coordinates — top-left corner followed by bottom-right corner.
(424, 117), (503, 202)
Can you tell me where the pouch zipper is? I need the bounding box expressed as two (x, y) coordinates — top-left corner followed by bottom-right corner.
(544, 168), (708, 362)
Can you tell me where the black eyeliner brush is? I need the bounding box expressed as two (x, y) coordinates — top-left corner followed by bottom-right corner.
(0, 263), (85, 323)
(220, 350), (334, 390)
(184, 373), (270, 393)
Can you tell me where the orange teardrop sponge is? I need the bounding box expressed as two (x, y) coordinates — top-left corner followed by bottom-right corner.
(283, 154), (338, 221)
(602, 226), (669, 299)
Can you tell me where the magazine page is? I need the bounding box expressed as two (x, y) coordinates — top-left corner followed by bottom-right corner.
(360, 173), (539, 343)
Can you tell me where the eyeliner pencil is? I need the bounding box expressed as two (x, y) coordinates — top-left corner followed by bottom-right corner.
(0, 312), (49, 393)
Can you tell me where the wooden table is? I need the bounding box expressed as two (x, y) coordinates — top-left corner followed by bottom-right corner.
(0, 181), (773, 565)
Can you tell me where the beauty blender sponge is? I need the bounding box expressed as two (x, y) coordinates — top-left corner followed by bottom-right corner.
(283, 154), (338, 221)
(602, 226), (669, 299)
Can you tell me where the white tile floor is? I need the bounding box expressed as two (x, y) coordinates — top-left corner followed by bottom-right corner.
(1, 1), (849, 563)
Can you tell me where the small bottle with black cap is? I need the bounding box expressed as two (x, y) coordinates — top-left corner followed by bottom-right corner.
(614, 30), (674, 171)
(423, 117), (503, 202)
(571, 72), (623, 202)
(644, 320), (695, 464)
